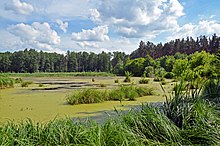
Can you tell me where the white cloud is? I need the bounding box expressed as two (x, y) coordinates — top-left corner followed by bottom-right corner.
(89, 9), (100, 22)
(5, 0), (34, 15)
(56, 19), (68, 33)
(72, 25), (109, 42)
(90, 0), (184, 38)
(117, 27), (138, 38)
(7, 22), (61, 51)
(39, 0), (92, 19)
(0, 29), (22, 52)
(77, 42), (99, 49)
(168, 20), (220, 40)
(210, 15), (216, 19)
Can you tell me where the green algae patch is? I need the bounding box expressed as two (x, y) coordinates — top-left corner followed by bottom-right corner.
(0, 76), (169, 124)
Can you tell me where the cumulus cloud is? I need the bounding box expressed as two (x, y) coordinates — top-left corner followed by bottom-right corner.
(72, 25), (109, 42)
(7, 22), (61, 51)
(5, 0), (34, 15)
(168, 20), (220, 40)
(90, 0), (184, 38)
(41, 0), (92, 18)
(56, 19), (68, 33)
(89, 9), (100, 22)
(77, 41), (99, 48)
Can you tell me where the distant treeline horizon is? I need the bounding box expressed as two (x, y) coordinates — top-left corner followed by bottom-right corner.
(0, 34), (219, 74)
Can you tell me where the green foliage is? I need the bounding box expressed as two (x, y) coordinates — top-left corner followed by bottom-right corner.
(98, 83), (106, 87)
(109, 86), (154, 101)
(172, 51), (217, 81)
(108, 88), (125, 101)
(188, 51), (216, 78)
(164, 72), (174, 79)
(66, 89), (108, 105)
(124, 71), (132, 82)
(112, 57), (124, 75)
(172, 58), (188, 78)
(153, 77), (165, 82)
(38, 83), (44, 87)
(145, 66), (154, 77)
(67, 86), (154, 105)
(15, 78), (23, 83)
(114, 79), (119, 83)
(159, 56), (175, 72)
(122, 105), (182, 145)
(163, 80), (220, 145)
(139, 71), (149, 84)
(21, 81), (33, 87)
(0, 77), (14, 89)
(124, 58), (145, 76)
(155, 67), (166, 78)
(139, 78), (149, 84)
(161, 81), (167, 85)
(202, 79), (220, 103)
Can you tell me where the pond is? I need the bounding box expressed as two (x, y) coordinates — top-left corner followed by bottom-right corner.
(0, 76), (171, 124)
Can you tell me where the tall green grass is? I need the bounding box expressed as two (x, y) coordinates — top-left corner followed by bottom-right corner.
(66, 89), (108, 105)
(0, 118), (143, 145)
(0, 77), (14, 89)
(163, 80), (220, 145)
(66, 86), (154, 105)
(202, 79), (220, 103)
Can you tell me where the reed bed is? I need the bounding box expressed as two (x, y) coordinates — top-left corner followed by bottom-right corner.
(66, 86), (154, 105)
(0, 77), (14, 89)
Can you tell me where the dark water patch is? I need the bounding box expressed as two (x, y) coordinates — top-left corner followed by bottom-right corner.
(70, 85), (83, 87)
(36, 81), (88, 85)
(73, 102), (164, 124)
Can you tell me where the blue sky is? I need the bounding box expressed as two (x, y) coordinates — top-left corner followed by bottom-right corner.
(0, 0), (220, 54)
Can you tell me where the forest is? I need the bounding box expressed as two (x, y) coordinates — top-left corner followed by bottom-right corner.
(0, 34), (220, 80)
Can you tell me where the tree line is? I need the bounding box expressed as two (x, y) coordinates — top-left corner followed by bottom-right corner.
(131, 34), (220, 59)
(0, 34), (220, 77)
(0, 49), (129, 74)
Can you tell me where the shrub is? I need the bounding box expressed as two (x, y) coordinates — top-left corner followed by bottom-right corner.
(135, 86), (154, 96)
(66, 89), (108, 105)
(124, 71), (132, 82)
(139, 78), (149, 84)
(67, 86), (155, 105)
(38, 83), (44, 87)
(108, 89), (125, 101)
(202, 79), (220, 103)
(0, 77), (14, 89)
(114, 79), (119, 83)
(164, 72), (174, 79)
(120, 86), (139, 101)
(21, 81), (33, 87)
(153, 77), (165, 82)
(161, 81), (167, 85)
(98, 83), (106, 87)
(15, 78), (23, 83)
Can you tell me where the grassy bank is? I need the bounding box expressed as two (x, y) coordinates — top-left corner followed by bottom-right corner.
(0, 101), (219, 145)
(66, 85), (154, 105)
(1, 72), (115, 77)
